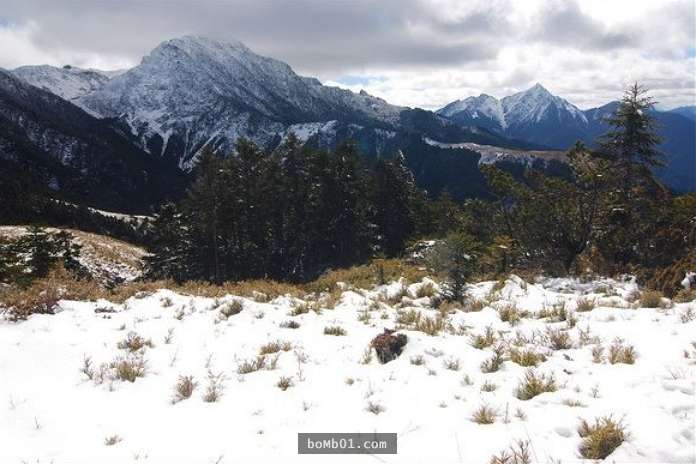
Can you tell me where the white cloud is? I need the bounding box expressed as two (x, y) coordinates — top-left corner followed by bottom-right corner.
(1, 0), (694, 108)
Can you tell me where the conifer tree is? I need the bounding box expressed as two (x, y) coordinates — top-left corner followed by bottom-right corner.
(373, 151), (418, 256)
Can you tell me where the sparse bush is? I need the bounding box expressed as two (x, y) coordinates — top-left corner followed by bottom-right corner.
(481, 344), (506, 373)
(470, 326), (497, 349)
(202, 370), (225, 402)
(219, 300), (243, 319)
(104, 435), (122, 446)
(471, 404), (497, 424)
(639, 290), (664, 308)
(443, 357), (461, 371)
(498, 303), (521, 325)
(578, 416), (627, 460)
(259, 340), (293, 355)
(366, 401), (385, 415)
(592, 345), (604, 363)
(509, 348), (546, 367)
(515, 370), (556, 400)
(489, 440), (531, 464)
(414, 314), (446, 335)
(117, 332), (153, 352)
(172, 375), (197, 403)
(465, 298), (487, 312)
(576, 298), (596, 312)
(237, 355), (267, 374)
(280, 320), (301, 329)
(410, 355), (425, 366)
(324, 325), (347, 336)
(481, 380), (498, 392)
(545, 327), (572, 350)
(80, 355), (95, 380)
(110, 355), (147, 382)
(371, 329), (408, 363)
(276, 376), (293, 391)
(562, 398), (586, 407)
(679, 306), (695, 323)
(608, 340), (636, 364)
(416, 281), (435, 298)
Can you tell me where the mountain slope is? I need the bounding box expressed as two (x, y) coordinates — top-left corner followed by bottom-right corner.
(0, 68), (186, 212)
(669, 105), (696, 121)
(12, 65), (112, 103)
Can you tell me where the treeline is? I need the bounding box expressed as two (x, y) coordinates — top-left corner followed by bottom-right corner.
(146, 136), (457, 283)
(430, 84), (696, 299)
(0, 170), (150, 245)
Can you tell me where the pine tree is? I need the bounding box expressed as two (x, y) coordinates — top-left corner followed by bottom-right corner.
(145, 203), (191, 282)
(373, 151), (418, 256)
(594, 83), (666, 269)
(184, 147), (226, 282)
(427, 232), (482, 302)
(598, 83), (663, 195)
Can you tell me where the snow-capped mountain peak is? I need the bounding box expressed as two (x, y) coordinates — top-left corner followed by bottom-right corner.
(501, 83), (587, 126)
(74, 35), (405, 168)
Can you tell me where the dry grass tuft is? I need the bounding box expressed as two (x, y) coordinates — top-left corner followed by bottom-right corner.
(218, 300), (244, 319)
(276, 376), (294, 391)
(202, 370), (225, 402)
(545, 327), (572, 350)
(578, 416), (627, 460)
(110, 355), (147, 382)
(576, 297), (596, 312)
(324, 325), (347, 336)
(471, 404), (498, 424)
(259, 340), (293, 355)
(237, 356), (268, 374)
(489, 440), (532, 464)
(172, 375), (197, 404)
(639, 290), (664, 308)
(608, 340), (637, 364)
(117, 332), (153, 352)
(104, 435), (122, 446)
(470, 326), (497, 349)
(280, 319), (301, 329)
(509, 348), (546, 367)
(515, 369), (557, 400)
(480, 344), (506, 373)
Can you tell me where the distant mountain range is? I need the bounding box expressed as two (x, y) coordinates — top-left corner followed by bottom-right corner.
(437, 86), (696, 191)
(1, 35), (693, 214)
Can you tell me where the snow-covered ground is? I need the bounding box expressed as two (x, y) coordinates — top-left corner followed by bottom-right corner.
(1, 275), (694, 463)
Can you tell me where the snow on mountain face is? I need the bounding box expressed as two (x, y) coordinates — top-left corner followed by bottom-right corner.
(77, 35), (405, 168)
(501, 83), (587, 126)
(437, 84), (591, 149)
(438, 94), (506, 129)
(11, 65), (111, 102)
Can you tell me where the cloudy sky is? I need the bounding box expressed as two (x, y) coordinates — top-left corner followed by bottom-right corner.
(1, 0), (694, 110)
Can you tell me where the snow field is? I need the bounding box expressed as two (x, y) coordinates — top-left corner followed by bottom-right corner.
(1, 275), (694, 463)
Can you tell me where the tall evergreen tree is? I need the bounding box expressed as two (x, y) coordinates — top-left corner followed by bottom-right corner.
(373, 151), (418, 256)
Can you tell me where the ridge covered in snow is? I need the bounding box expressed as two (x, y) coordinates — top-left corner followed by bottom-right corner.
(11, 65), (113, 102)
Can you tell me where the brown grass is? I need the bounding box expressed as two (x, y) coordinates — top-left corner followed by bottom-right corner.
(172, 375), (197, 403)
(578, 416), (627, 459)
(639, 290), (664, 308)
(509, 348), (546, 367)
(515, 370), (557, 400)
(303, 259), (427, 295)
(471, 404), (498, 424)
